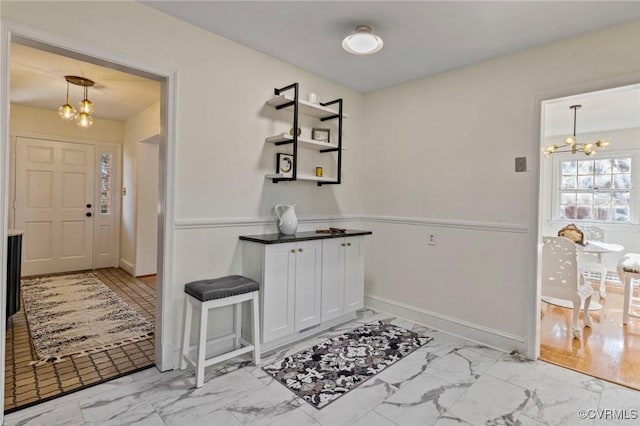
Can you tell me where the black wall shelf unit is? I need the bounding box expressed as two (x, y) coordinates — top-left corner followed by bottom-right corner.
(265, 82), (344, 186)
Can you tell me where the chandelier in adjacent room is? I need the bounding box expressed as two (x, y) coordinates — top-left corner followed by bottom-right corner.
(544, 104), (610, 157)
(58, 75), (95, 128)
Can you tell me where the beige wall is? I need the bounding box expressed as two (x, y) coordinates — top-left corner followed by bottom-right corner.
(121, 101), (160, 274)
(363, 20), (640, 342)
(1, 0), (366, 363)
(7, 104), (124, 228)
(9, 103), (124, 144)
(3, 0), (639, 361)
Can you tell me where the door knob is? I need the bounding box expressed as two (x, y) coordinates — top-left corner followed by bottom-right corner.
(86, 203), (92, 208)
(298, 248), (304, 253)
(86, 212), (92, 217)
(347, 242), (352, 246)
(291, 249), (296, 254)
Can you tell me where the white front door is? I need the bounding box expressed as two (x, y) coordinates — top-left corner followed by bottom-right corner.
(15, 137), (95, 276)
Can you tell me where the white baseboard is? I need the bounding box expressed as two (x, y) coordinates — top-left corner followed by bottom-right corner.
(365, 295), (525, 354)
(119, 258), (134, 275)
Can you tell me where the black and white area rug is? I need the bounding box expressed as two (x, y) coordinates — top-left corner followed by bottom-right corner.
(262, 321), (432, 409)
(21, 272), (155, 365)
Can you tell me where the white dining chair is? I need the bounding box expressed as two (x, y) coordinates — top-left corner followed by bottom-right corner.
(542, 236), (594, 339)
(578, 225), (608, 298)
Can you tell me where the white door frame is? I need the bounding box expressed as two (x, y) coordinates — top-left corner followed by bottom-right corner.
(0, 20), (177, 421)
(525, 72), (640, 360)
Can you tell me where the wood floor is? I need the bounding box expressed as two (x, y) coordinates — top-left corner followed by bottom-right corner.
(4, 268), (156, 413)
(540, 280), (640, 390)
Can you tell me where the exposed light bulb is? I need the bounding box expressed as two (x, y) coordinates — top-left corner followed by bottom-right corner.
(78, 98), (94, 114)
(564, 136), (576, 146)
(58, 103), (76, 120)
(76, 111), (93, 128)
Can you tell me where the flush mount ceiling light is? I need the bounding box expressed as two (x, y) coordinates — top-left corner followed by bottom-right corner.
(544, 105), (611, 157)
(58, 75), (95, 128)
(342, 25), (383, 55)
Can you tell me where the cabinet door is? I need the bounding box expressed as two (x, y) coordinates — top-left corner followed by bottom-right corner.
(294, 240), (322, 332)
(262, 243), (296, 343)
(321, 238), (345, 322)
(344, 237), (364, 313)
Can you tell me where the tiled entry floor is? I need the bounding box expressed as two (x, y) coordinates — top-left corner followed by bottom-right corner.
(5, 310), (640, 425)
(4, 268), (155, 413)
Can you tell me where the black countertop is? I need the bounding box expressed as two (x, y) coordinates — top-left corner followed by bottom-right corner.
(239, 229), (372, 244)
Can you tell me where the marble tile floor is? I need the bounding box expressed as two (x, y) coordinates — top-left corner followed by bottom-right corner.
(5, 310), (640, 426)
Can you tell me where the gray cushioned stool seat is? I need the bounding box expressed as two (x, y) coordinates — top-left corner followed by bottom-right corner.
(184, 275), (259, 302)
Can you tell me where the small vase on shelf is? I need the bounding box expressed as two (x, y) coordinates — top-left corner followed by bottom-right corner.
(274, 204), (298, 235)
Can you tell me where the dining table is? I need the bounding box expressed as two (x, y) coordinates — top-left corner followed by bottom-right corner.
(577, 240), (624, 298)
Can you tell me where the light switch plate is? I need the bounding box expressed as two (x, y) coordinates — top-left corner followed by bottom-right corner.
(515, 157), (527, 172)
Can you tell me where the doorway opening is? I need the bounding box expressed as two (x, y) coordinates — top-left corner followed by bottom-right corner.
(536, 84), (640, 390)
(1, 29), (175, 414)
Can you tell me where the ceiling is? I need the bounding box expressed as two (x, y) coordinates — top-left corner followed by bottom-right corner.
(543, 85), (640, 137)
(142, 1), (640, 93)
(8, 1), (640, 131)
(10, 43), (161, 122)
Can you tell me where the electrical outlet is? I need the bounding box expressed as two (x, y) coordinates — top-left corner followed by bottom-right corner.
(428, 234), (436, 246)
(515, 157), (527, 172)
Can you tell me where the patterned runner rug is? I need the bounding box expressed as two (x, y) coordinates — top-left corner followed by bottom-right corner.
(21, 272), (154, 365)
(262, 321), (432, 409)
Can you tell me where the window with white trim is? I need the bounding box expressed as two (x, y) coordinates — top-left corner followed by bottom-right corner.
(557, 156), (632, 223)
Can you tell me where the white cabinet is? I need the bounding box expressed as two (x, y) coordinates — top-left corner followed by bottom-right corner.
(243, 239), (322, 344)
(241, 231), (370, 351)
(322, 237), (364, 321)
(292, 240), (322, 332)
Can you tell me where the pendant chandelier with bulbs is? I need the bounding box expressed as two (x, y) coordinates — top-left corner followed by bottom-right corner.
(544, 104), (610, 157)
(58, 75), (95, 128)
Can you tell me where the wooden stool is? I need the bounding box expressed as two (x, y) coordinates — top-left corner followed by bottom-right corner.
(617, 254), (640, 325)
(180, 275), (260, 388)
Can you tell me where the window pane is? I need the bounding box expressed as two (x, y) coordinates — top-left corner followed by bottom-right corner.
(593, 207), (610, 221)
(101, 155), (112, 168)
(578, 160), (594, 175)
(612, 191), (630, 205)
(578, 176), (593, 189)
(560, 205), (576, 219)
(594, 175), (612, 189)
(560, 192), (576, 205)
(594, 193), (611, 206)
(613, 158), (631, 173)
(561, 160), (577, 175)
(577, 193), (593, 205)
(613, 173), (631, 189)
(594, 159), (612, 175)
(614, 206), (630, 222)
(100, 153), (112, 215)
(576, 206), (592, 220)
(561, 176), (577, 189)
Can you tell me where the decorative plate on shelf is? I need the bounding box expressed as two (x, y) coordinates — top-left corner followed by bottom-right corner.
(277, 153), (293, 178)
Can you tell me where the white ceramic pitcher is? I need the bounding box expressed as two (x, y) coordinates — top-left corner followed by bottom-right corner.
(274, 204), (298, 235)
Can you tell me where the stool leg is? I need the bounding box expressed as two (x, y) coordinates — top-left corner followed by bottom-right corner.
(196, 302), (208, 388)
(180, 297), (193, 370)
(234, 302), (242, 350)
(251, 292), (260, 365)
